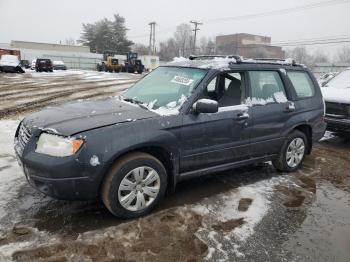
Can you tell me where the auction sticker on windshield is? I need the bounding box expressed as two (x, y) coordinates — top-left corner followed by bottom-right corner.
(171, 75), (194, 86)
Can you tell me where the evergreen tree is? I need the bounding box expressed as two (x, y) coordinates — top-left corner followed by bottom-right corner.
(79, 14), (133, 53)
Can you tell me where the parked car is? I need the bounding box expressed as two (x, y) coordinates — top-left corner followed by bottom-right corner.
(53, 60), (67, 70)
(321, 68), (350, 136)
(0, 54), (24, 73)
(14, 56), (326, 218)
(35, 58), (53, 72)
(20, 60), (30, 69)
(318, 72), (338, 87)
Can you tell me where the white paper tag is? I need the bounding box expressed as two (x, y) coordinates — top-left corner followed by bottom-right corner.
(171, 76), (194, 86)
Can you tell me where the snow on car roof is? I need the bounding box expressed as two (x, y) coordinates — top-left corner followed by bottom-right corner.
(166, 56), (302, 70)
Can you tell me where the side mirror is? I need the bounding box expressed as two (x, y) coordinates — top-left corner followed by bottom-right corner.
(193, 99), (219, 114)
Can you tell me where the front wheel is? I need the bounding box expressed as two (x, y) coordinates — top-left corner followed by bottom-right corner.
(273, 130), (307, 172)
(102, 152), (167, 218)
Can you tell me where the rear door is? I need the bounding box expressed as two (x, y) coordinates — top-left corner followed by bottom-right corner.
(248, 70), (291, 157)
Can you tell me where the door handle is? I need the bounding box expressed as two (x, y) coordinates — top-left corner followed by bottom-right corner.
(284, 103), (295, 113)
(235, 112), (249, 120)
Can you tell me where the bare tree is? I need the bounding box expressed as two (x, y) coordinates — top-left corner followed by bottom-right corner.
(174, 23), (193, 57)
(65, 37), (76, 46)
(132, 43), (149, 55)
(285, 46), (312, 66)
(335, 46), (350, 63)
(312, 49), (329, 64)
(198, 37), (216, 55)
(158, 38), (180, 61)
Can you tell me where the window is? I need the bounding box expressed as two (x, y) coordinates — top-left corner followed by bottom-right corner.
(203, 72), (245, 108)
(287, 71), (315, 98)
(248, 71), (287, 104)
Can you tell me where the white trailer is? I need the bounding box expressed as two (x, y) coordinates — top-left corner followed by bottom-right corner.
(139, 55), (159, 71)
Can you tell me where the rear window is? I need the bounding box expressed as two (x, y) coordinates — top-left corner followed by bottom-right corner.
(287, 71), (315, 98)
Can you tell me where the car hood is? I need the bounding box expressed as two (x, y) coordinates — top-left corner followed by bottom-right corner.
(321, 86), (350, 104)
(23, 98), (159, 136)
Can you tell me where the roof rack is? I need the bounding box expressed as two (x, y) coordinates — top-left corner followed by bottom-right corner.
(187, 55), (300, 67)
(188, 55), (242, 63)
(252, 57), (297, 66)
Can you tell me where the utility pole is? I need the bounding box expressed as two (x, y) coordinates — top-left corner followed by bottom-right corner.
(190, 20), (203, 55)
(148, 22), (156, 55)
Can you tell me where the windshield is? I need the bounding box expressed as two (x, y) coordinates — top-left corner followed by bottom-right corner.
(325, 70), (350, 89)
(123, 66), (207, 110)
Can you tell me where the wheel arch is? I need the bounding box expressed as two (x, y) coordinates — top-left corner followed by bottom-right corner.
(292, 124), (313, 154)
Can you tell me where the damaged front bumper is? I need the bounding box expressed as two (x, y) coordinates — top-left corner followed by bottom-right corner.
(14, 124), (105, 200)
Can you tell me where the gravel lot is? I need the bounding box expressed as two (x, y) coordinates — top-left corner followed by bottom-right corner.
(0, 70), (349, 261)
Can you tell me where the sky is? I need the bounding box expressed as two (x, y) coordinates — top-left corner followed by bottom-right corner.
(0, 0), (349, 57)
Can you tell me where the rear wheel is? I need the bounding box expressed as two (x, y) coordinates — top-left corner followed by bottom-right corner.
(273, 130), (307, 172)
(102, 152), (167, 218)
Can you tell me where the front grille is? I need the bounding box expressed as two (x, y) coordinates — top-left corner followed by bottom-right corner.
(16, 123), (32, 153)
(325, 102), (349, 117)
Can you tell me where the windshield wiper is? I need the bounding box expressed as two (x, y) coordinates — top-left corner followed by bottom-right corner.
(122, 97), (150, 111)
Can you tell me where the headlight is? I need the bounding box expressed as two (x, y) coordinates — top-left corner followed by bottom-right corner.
(35, 133), (84, 157)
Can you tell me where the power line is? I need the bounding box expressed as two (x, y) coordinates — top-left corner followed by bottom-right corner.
(128, 0), (350, 39)
(202, 0), (350, 23)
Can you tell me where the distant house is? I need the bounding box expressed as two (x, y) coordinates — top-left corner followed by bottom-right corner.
(216, 33), (285, 59)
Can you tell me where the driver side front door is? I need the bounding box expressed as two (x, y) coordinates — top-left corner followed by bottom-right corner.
(179, 72), (252, 174)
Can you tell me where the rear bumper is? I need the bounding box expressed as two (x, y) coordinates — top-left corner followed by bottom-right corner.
(325, 116), (350, 132)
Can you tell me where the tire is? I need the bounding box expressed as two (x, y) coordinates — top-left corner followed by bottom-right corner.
(18, 67), (25, 73)
(272, 130), (307, 172)
(102, 152), (167, 218)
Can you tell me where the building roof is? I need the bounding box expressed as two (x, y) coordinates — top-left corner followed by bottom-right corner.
(11, 40), (90, 53)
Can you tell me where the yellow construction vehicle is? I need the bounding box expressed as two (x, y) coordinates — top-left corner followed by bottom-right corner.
(97, 56), (123, 73)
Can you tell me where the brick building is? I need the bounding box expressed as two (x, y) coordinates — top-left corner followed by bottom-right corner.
(216, 33), (285, 59)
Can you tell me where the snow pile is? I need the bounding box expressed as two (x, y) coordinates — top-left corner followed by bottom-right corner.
(0, 120), (25, 222)
(198, 57), (236, 70)
(273, 91), (288, 103)
(245, 97), (274, 106)
(172, 57), (189, 62)
(148, 95), (188, 116)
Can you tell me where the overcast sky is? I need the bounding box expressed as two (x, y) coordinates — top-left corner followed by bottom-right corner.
(1, 0), (349, 56)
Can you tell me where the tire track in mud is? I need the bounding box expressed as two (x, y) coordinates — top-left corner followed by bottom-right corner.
(0, 84), (131, 119)
(0, 72), (140, 119)
(0, 80), (135, 101)
(0, 78), (130, 98)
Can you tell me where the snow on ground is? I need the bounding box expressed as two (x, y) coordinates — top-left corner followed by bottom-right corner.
(193, 176), (288, 260)
(0, 120), (24, 222)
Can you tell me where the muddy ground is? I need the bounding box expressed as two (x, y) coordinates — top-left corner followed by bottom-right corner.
(0, 70), (140, 119)
(0, 71), (349, 261)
